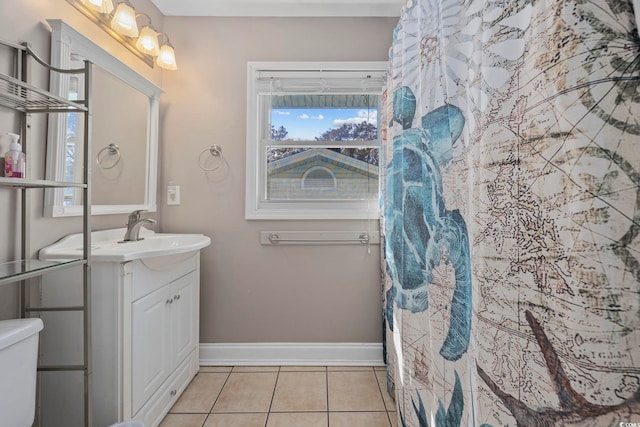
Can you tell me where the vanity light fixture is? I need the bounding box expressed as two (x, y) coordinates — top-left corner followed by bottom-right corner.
(80, 0), (114, 14)
(110, 1), (139, 38)
(135, 25), (160, 56)
(66, 0), (178, 70)
(156, 38), (178, 70)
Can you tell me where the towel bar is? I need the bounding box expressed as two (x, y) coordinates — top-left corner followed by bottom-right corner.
(260, 231), (380, 245)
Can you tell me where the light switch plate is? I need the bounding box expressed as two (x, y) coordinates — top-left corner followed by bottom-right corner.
(167, 185), (180, 205)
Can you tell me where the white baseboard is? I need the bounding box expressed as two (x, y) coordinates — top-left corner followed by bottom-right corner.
(199, 342), (384, 366)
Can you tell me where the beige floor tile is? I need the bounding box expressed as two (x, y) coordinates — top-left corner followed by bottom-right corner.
(271, 372), (327, 412)
(328, 371), (386, 412)
(375, 369), (396, 411)
(159, 413), (207, 427)
(329, 411), (391, 427)
(232, 366), (280, 372)
(159, 366), (399, 427)
(374, 366), (387, 371)
(389, 412), (398, 427)
(199, 366), (233, 373)
(170, 373), (229, 413)
(280, 366), (326, 372)
(328, 366), (374, 371)
(212, 372), (278, 413)
(266, 412), (328, 427)
(204, 413), (268, 427)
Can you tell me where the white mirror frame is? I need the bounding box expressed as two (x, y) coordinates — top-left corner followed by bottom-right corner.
(44, 19), (163, 217)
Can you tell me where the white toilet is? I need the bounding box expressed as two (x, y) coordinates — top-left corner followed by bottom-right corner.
(0, 318), (44, 427)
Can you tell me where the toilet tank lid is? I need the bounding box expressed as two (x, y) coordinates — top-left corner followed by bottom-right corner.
(0, 318), (43, 351)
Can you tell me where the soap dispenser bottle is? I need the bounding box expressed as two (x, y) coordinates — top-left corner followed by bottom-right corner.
(4, 133), (25, 179)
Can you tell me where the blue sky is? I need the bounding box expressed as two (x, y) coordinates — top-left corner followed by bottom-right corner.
(272, 108), (377, 140)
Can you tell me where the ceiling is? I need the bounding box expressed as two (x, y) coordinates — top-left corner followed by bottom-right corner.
(150, 0), (403, 17)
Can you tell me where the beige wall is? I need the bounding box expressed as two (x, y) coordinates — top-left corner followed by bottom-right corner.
(0, 0), (163, 319)
(160, 16), (395, 343)
(0, 2), (397, 345)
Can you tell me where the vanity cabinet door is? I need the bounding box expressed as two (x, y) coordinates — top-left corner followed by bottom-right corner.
(171, 271), (198, 367)
(131, 270), (199, 418)
(131, 283), (172, 414)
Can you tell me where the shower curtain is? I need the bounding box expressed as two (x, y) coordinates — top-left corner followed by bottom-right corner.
(381, 0), (640, 425)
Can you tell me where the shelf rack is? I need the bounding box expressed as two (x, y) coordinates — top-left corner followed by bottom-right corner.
(0, 40), (92, 426)
(0, 259), (85, 286)
(0, 71), (88, 113)
(0, 177), (88, 188)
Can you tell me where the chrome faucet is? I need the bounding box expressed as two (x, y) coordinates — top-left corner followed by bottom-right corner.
(123, 210), (156, 242)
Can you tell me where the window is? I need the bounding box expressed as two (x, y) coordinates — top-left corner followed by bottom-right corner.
(246, 62), (387, 219)
(64, 65), (84, 207)
(302, 166), (337, 191)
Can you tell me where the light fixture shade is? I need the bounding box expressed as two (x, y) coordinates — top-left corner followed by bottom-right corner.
(111, 2), (139, 38)
(156, 44), (178, 70)
(80, 0), (114, 13)
(136, 26), (160, 56)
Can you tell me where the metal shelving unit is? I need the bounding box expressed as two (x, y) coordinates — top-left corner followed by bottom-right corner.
(0, 40), (92, 426)
(0, 71), (88, 112)
(0, 177), (87, 188)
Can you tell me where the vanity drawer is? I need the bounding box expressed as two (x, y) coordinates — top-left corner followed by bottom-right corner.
(131, 253), (198, 300)
(134, 350), (198, 427)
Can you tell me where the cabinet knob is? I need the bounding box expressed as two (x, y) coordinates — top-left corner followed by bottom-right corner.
(174, 294), (181, 301)
(166, 297), (174, 304)
(170, 389), (177, 396)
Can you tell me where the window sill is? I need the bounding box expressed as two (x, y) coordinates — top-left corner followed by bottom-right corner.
(245, 204), (380, 220)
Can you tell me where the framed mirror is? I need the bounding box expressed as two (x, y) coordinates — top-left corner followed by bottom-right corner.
(44, 19), (163, 216)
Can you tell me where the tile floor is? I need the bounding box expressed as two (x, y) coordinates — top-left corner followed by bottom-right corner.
(159, 366), (398, 427)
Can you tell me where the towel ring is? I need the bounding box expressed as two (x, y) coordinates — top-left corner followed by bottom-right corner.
(96, 143), (121, 170)
(198, 144), (224, 171)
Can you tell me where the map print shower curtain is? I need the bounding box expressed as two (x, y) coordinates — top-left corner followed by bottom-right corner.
(381, 0), (640, 425)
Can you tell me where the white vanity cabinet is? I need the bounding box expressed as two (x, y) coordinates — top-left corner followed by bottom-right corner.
(111, 254), (200, 427)
(129, 266), (199, 422)
(39, 228), (210, 426)
(39, 251), (202, 427)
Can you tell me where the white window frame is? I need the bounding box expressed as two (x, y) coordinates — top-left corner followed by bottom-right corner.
(245, 61), (387, 220)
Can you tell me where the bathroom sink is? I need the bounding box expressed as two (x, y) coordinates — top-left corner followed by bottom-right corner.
(39, 228), (211, 262)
